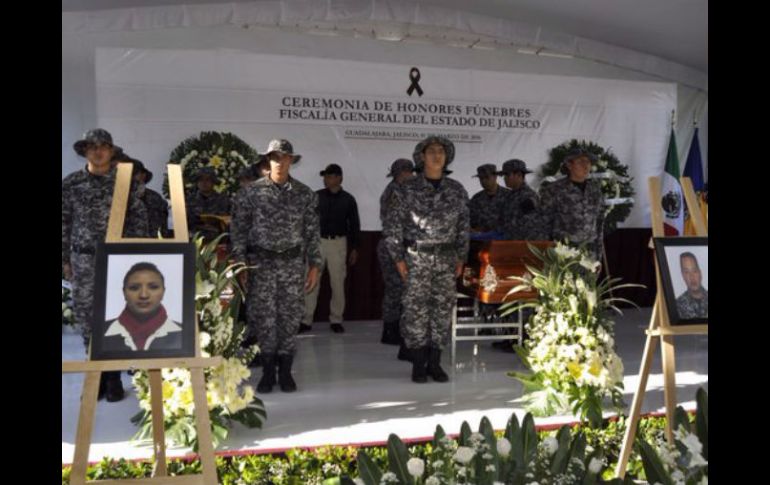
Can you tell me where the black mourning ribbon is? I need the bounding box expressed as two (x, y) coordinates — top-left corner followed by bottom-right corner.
(407, 67), (424, 96)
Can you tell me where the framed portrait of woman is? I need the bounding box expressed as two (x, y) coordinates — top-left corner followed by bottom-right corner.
(90, 242), (196, 360)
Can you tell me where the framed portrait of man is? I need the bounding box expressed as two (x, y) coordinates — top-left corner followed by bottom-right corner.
(89, 242), (196, 360)
(653, 237), (708, 325)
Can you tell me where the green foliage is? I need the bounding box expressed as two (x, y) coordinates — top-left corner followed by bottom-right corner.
(501, 243), (642, 427)
(62, 412), (684, 485)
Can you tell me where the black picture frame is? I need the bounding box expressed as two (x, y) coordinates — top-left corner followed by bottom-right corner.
(653, 237), (708, 325)
(90, 242), (197, 360)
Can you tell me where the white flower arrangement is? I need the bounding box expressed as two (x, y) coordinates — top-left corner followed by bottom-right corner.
(165, 132), (260, 198)
(130, 234), (264, 450)
(504, 242), (641, 427)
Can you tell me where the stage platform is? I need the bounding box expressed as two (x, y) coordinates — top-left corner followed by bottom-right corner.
(62, 307), (708, 464)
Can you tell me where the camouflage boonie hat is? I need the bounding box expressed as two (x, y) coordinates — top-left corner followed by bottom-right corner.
(238, 166), (257, 180)
(387, 158), (414, 178)
(412, 135), (455, 172)
(194, 166), (219, 183)
(563, 148), (597, 164)
(472, 163), (498, 178)
(73, 128), (114, 156)
(264, 139), (301, 164)
(501, 159), (533, 175)
(561, 148), (597, 174)
(130, 159), (153, 183)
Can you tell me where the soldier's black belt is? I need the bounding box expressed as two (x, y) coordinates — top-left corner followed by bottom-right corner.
(71, 245), (96, 255)
(246, 244), (302, 259)
(404, 240), (455, 252)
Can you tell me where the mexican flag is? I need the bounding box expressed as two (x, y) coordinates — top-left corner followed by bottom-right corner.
(660, 128), (683, 235)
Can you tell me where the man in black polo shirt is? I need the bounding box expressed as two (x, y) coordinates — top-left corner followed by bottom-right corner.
(302, 163), (361, 333)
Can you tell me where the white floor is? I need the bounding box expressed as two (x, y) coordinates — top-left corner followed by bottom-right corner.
(62, 307), (708, 464)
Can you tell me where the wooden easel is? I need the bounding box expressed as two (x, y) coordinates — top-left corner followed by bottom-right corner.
(62, 163), (222, 485)
(615, 176), (708, 478)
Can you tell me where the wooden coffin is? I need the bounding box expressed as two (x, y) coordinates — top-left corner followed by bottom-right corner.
(459, 240), (554, 304)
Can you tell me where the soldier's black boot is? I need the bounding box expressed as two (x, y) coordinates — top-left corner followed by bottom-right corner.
(104, 371), (125, 402)
(277, 354), (297, 393)
(397, 340), (412, 361)
(427, 347), (449, 382)
(397, 323), (412, 361)
(257, 354), (276, 393)
(381, 320), (400, 345)
(97, 372), (108, 400)
(248, 353), (262, 368)
(411, 347), (428, 383)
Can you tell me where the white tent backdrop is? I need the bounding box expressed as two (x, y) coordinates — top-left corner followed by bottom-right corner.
(96, 47), (675, 230)
(63, 3), (708, 204)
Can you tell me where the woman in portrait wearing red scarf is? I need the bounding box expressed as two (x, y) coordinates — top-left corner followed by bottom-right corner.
(103, 262), (182, 351)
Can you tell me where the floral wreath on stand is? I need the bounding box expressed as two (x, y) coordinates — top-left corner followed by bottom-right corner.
(163, 131), (261, 198)
(540, 139), (635, 235)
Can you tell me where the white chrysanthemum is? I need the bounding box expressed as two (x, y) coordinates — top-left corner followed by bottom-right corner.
(689, 451), (708, 467)
(425, 477), (441, 485)
(379, 472), (398, 484)
(196, 278), (216, 299)
(496, 437), (511, 457)
(671, 469), (685, 483)
(677, 430), (703, 456)
(579, 255), (600, 273)
(588, 457), (604, 474)
(543, 436), (559, 456)
(407, 457), (425, 478)
(453, 446), (475, 464)
(199, 331), (211, 349)
(554, 244), (579, 259)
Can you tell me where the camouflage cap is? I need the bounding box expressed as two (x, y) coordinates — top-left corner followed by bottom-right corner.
(73, 128), (114, 156)
(194, 166), (219, 183)
(387, 158), (414, 178)
(238, 166), (257, 180)
(501, 159), (533, 175)
(561, 148), (597, 174)
(472, 163), (499, 178)
(412, 135), (455, 172)
(130, 159), (153, 183)
(563, 148), (597, 165)
(264, 139), (301, 164)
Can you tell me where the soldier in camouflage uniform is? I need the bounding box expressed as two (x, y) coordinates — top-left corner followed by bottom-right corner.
(469, 163), (509, 233)
(384, 135), (470, 383)
(675, 252), (708, 320)
(62, 128), (149, 402)
(500, 159), (546, 240)
(231, 139), (321, 394)
(539, 148), (605, 260)
(124, 157), (169, 238)
(377, 158), (415, 349)
(186, 167), (231, 243)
